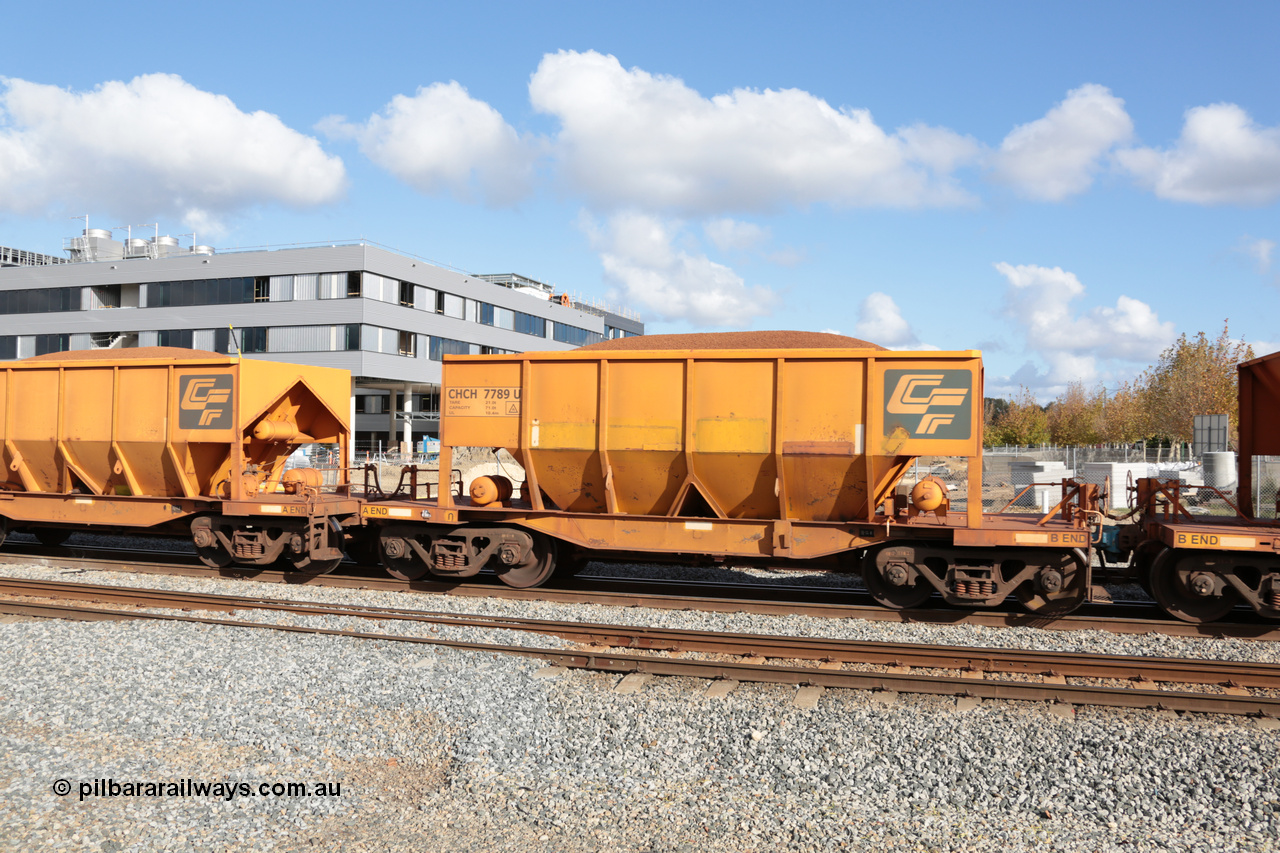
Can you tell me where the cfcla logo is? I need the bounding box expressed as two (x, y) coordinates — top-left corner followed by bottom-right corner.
(884, 370), (972, 439)
(179, 375), (233, 429)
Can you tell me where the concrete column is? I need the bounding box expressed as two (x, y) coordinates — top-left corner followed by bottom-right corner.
(349, 380), (357, 469)
(402, 383), (413, 454)
(387, 391), (396, 453)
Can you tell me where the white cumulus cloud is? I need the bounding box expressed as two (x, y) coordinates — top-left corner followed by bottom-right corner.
(854, 292), (933, 349)
(0, 74), (345, 230)
(991, 84), (1133, 201)
(530, 50), (980, 213)
(321, 81), (536, 205)
(1117, 103), (1280, 205)
(703, 218), (770, 252)
(1235, 235), (1276, 273)
(995, 261), (1176, 388)
(582, 211), (779, 326)
(1249, 339), (1280, 357)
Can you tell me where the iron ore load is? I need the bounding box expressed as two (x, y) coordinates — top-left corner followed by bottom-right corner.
(0, 347), (358, 573)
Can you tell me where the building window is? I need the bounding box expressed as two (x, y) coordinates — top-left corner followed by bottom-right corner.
(478, 303), (547, 337)
(239, 327), (267, 353)
(416, 390), (440, 413)
(34, 333), (70, 356)
(0, 336), (15, 359)
(516, 313), (546, 337)
(553, 323), (603, 346)
(0, 286), (81, 315)
(429, 336), (471, 360)
(356, 394), (387, 414)
(157, 329), (194, 348)
(435, 292), (465, 318)
(400, 281), (415, 307)
(398, 330), (416, 357)
(146, 277), (255, 308)
(346, 272), (362, 298)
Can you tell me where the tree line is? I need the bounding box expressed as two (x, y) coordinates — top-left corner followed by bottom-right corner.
(985, 323), (1255, 448)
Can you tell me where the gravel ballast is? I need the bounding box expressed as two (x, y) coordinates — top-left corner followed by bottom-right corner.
(2, 560), (1278, 852)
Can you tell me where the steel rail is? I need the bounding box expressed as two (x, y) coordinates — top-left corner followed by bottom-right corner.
(3, 576), (1279, 690)
(0, 596), (1276, 717)
(2, 545), (1278, 640)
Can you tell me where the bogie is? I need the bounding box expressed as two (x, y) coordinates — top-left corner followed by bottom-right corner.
(190, 515), (346, 575)
(371, 524), (556, 588)
(862, 544), (1088, 616)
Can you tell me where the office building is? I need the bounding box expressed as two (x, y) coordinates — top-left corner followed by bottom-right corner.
(0, 229), (644, 451)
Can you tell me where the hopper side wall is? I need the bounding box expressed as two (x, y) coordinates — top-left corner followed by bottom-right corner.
(442, 348), (983, 522)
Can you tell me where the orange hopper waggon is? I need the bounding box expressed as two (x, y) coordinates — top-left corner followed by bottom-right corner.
(360, 332), (1100, 616)
(0, 347), (358, 574)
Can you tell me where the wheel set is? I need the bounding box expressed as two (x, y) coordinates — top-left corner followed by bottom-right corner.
(190, 515), (345, 577)
(862, 545), (1091, 616)
(372, 524), (559, 588)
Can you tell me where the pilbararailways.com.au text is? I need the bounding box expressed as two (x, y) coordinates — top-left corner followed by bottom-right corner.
(53, 778), (343, 802)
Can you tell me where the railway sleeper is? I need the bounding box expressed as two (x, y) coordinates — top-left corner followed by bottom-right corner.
(865, 544), (1089, 616)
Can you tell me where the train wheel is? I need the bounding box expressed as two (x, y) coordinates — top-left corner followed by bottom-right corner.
(191, 517), (233, 569)
(1015, 550), (1087, 617)
(496, 532), (557, 589)
(34, 529), (72, 548)
(0, 516), (7, 547)
(862, 551), (933, 610)
(1149, 548), (1237, 624)
(379, 532), (431, 581)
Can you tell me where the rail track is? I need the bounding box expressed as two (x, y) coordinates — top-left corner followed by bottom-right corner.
(1, 540), (1278, 641)
(2, 575), (1279, 718)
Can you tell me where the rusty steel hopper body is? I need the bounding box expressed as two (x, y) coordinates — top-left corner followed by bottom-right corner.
(0, 348), (351, 533)
(439, 346), (983, 560)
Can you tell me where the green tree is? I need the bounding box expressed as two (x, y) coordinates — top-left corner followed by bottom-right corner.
(989, 387), (1050, 446)
(1140, 322), (1252, 445)
(983, 397), (1010, 435)
(1047, 381), (1101, 445)
(1094, 381), (1147, 445)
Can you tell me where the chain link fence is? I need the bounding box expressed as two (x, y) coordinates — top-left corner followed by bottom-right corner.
(903, 449), (1280, 519)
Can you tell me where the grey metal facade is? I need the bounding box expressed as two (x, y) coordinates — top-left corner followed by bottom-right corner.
(0, 240), (644, 447)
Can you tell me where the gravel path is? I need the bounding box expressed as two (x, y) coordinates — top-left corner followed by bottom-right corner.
(2, 558), (1278, 851)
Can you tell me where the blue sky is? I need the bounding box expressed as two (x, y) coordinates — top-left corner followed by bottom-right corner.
(2, 1), (1277, 399)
